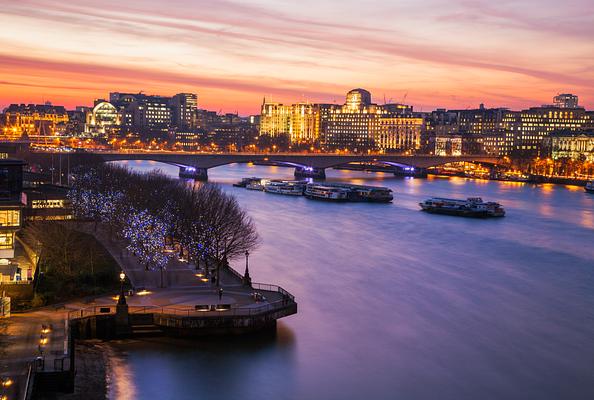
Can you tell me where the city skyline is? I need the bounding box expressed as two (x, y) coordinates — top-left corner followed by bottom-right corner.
(1, 0), (593, 113)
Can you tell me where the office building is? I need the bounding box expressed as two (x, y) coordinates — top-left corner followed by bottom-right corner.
(0, 160), (25, 281)
(553, 94), (579, 109)
(170, 93), (198, 129)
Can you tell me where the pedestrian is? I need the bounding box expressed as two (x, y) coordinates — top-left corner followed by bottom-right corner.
(218, 287), (223, 301)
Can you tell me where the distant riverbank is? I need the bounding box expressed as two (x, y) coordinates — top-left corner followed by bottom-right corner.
(332, 164), (591, 187)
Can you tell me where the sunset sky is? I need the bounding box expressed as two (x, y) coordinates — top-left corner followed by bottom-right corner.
(0, 0), (593, 114)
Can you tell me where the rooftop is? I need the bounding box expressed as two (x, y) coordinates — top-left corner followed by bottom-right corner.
(549, 129), (594, 137)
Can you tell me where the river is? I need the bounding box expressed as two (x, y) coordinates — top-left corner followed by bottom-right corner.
(107, 161), (594, 400)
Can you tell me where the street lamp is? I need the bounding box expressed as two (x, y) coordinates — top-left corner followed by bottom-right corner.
(118, 271), (126, 305)
(243, 250), (252, 286)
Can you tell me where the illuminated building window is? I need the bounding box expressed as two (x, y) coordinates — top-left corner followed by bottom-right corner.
(0, 232), (14, 250)
(0, 210), (20, 227)
(31, 200), (65, 209)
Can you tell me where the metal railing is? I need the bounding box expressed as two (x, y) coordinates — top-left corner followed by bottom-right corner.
(67, 280), (296, 320)
(153, 298), (295, 318)
(68, 296), (295, 320)
(251, 282), (295, 301)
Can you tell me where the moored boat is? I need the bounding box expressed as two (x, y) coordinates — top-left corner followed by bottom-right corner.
(246, 179), (267, 190)
(419, 197), (505, 218)
(492, 171), (531, 182)
(586, 181), (594, 193)
(264, 180), (306, 196)
(233, 177), (262, 188)
(304, 184), (349, 201)
(320, 183), (393, 203)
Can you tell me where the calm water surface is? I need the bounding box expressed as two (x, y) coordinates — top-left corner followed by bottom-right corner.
(109, 161), (594, 400)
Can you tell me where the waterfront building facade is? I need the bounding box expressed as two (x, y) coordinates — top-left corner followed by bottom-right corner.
(507, 106), (591, 156)
(260, 89), (423, 152)
(84, 100), (121, 138)
(376, 116), (424, 152)
(322, 89), (380, 152)
(259, 102), (291, 138)
(425, 96), (593, 157)
(290, 103), (319, 144)
(2, 103), (68, 140)
(548, 129), (594, 161)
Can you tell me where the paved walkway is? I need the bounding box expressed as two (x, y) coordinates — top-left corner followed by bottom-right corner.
(2, 308), (69, 399)
(66, 221), (243, 289)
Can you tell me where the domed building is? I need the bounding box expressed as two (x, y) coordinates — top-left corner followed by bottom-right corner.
(85, 100), (121, 138)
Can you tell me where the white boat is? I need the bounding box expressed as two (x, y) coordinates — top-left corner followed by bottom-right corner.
(246, 180), (266, 190)
(264, 181), (305, 196)
(586, 181), (594, 193)
(304, 184), (349, 201)
(419, 197), (505, 218)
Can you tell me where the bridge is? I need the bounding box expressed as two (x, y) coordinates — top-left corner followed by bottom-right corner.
(66, 151), (503, 180)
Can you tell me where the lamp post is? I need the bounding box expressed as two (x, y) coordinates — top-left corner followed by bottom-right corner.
(243, 250), (251, 286)
(118, 271), (126, 305)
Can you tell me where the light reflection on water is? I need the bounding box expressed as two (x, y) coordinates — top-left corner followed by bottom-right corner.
(106, 344), (137, 400)
(109, 161), (594, 400)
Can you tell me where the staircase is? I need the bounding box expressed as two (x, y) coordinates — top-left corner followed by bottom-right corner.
(129, 313), (164, 337)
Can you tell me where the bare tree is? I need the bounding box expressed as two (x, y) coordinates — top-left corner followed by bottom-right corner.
(22, 222), (82, 278)
(69, 164), (260, 286)
(196, 185), (260, 285)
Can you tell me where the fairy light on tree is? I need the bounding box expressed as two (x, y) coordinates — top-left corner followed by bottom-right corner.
(68, 164), (259, 287)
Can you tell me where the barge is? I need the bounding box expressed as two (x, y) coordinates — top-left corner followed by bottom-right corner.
(328, 183), (393, 203)
(419, 197), (505, 218)
(246, 179), (267, 190)
(233, 177), (262, 188)
(304, 184), (350, 201)
(304, 183), (393, 202)
(264, 180), (306, 196)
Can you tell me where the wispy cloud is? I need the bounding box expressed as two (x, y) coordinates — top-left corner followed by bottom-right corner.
(0, 0), (592, 112)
